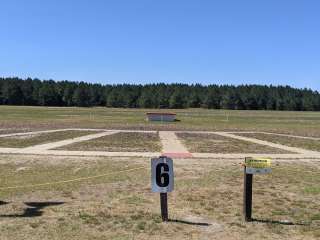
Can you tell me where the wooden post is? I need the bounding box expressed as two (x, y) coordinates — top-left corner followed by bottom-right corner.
(160, 192), (168, 222)
(244, 166), (253, 222)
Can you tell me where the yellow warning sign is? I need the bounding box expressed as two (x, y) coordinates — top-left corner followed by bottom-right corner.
(245, 157), (271, 174)
(245, 158), (271, 168)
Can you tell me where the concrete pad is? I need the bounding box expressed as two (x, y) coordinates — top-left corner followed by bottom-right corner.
(159, 131), (190, 155)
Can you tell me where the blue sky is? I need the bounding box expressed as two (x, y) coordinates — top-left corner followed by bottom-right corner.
(1, 0), (319, 90)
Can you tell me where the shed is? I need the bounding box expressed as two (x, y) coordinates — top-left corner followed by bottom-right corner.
(146, 112), (176, 122)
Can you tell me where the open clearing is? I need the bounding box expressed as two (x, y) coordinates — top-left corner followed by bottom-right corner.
(0, 106), (320, 239)
(1, 106), (320, 136)
(176, 132), (291, 154)
(236, 132), (320, 152)
(0, 155), (319, 240)
(58, 132), (162, 152)
(0, 130), (96, 148)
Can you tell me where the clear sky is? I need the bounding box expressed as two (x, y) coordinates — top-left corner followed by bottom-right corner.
(1, 0), (319, 90)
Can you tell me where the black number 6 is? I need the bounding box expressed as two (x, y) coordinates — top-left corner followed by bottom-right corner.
(156, 163), (169, 187)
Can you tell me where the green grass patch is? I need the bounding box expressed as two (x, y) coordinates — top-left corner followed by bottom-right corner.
(1, 106), (320, 135)
(304, 186), (320, 194)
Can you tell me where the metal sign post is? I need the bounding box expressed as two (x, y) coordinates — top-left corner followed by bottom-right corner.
(243, 157), (272, 222)
(151, 156), (174, 222)
(244, 166), (253, 222)
(160, 192), (168, 221)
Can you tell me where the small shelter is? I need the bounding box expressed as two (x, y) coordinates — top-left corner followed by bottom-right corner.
(146, 112), (176, 122)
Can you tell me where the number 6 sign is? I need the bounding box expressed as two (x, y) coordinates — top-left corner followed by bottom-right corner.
(151, 156), (174, 192)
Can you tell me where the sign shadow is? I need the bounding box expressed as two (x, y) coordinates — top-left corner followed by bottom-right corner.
(0, 201), (64, 218)
(0, 201), (10, 206)
(168, 218), (211, 226)
(252, 218), (309, 226)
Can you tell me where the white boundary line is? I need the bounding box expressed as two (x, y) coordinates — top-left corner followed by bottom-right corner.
(0, 128), (157, 138)
(0, 128), (319, 159)
(20, 131), (119, 152)
(0, 150), (319, 160)
(214, 132), (319, 154)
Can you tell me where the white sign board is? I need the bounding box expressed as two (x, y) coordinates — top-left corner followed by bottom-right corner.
(246, 167), (272, 174)
(151, 156), (174, 193)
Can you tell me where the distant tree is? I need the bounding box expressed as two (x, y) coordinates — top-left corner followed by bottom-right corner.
(188, 92), (201, 108)
(72, 83), (90, 107)
(1, 79), (24, 105)
(0, 77), (319, 111)
(204, 88), (221, 109)
(38, 81), (59, 106)
(169, 91), (185, 109)
(138, 90), (154, 108)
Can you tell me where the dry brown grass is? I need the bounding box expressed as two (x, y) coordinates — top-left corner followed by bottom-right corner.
(236, 133), (320, 152)
(57, 132), (162, 152)
(0, 130), (96, 148)
(0, 155), (319, 239)
(1, 106), (320, 136)
(177, 132), (292, 154)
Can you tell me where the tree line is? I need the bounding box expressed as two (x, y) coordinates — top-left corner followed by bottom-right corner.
(0, 77), (319, 111)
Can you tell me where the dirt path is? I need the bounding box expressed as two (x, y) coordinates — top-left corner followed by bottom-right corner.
(20, 131), (119, 152)
(192, 153), (320, 160)
(254, 132), (320, 140)
(0, 128), (157, 138)
(214, 132), (319, 154)
(159, 131), (191, 157)
(0, 129), (319, 159)
(0, 129), (73, 138)
(217, 131), (320, 140)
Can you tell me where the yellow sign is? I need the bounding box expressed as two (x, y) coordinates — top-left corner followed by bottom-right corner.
(245, 157), (271, 174)
(245, 158), (271, 168)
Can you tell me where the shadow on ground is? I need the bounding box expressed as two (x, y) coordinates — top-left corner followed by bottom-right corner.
(0, 201), (9, 206)
(0, 201), (64, 218)
(252, 218), (310, 226)
(169, 218), (211, 226)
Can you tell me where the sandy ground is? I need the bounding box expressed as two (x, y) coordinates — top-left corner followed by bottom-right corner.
(214, 132), (319, 154)
(159, 131), (190, 153)
(0, 129), (319, 160)
(0, 154), (319, 240)
(20, 131), (119, 152)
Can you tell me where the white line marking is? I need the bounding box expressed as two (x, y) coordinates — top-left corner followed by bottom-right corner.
(214, 132), (320, 154)
(19, 131), (118, 152)
(0, 128), (157, 138)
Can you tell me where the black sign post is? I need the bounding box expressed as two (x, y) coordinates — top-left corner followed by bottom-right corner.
(243, 166), (253, 222)
(160, 192), (168, 221)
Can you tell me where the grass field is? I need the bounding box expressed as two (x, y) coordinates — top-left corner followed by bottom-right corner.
(0, 130), (95, 148)
(236, 133), (320, 152)
(1, 106), (320, 136)
(0, 155), (319, 239)
(58, 132), (162, 152)
(177, 133), (291, 153)
(0, 106), (320, 239)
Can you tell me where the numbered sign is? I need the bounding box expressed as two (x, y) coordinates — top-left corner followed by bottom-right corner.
(151, 156), (174, 192)
(245, 157), (271, 174)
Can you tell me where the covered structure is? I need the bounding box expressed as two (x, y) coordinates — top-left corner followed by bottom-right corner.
(146, 112), (176, 122)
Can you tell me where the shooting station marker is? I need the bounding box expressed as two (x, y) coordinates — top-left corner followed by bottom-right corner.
(151, 156), (174, 222)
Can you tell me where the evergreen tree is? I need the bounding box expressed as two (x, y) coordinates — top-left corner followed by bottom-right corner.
(0, 77), (319, 111)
